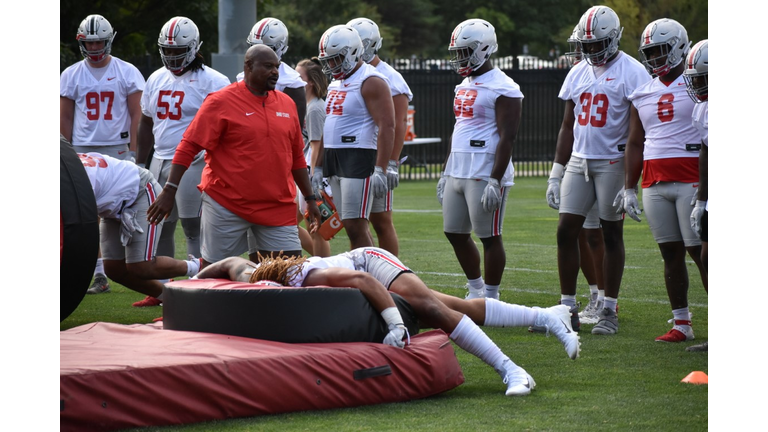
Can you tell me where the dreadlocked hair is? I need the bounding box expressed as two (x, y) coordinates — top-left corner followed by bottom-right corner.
(248, 252), (309, 286)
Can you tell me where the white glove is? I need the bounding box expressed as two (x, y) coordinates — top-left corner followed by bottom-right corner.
(690, 187), (699, 206)
(436, 173), (447, 205)
(690, 200), (706, 239)
(546, 163), (564, 210)
(120, 207), (144, 246)
(311, 167), (324, 196)
(386, 159), (400, 190)
(372, 166), (388, 199)
(481, 178), (502, 213)
(383, 323), (407, 348)
(620, 188), (642, 222)
(546, 178), (561, 210)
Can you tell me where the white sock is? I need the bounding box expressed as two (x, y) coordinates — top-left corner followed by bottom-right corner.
(467, 277), (484, 290)
(483, 298), (537, 327)
(589, 284), (599, 302)
(604, 296), (618, 312)
(484, 284), (499, 297)
(186, 258), (201, 277)
(597, 289), (605, 302)
(449, 315), (509, 377)
(560, 295), (577, 308)
(94, 258), (104, 275)
(672, 307), (691, 323)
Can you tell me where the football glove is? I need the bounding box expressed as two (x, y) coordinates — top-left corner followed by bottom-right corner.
(386, 159), (400, 190)
(372, 166), (388, 198)
(618, 188), (642, 222)
(690, 200), (706, 239)
(383, 323), (409, 348)
(311, 168), (324, 196)
(120, 207), (144, 246)
(481, 178), (502, 213)
(436, 173), (447, 205)
(546, 163), (564, 210)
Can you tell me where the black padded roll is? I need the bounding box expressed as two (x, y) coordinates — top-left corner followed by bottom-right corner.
(60, 137), (100, 321)
(163, 282), (420, 344)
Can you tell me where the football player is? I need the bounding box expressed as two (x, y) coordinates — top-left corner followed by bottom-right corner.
(684, 39), (708, 352)
(621, 19), (707, 342)
(438, 19), (523, 301)
(313, 25), (395, 250)
(197, 247), (581, 396)
(546, 6), (651, 335)
(61, 14), (146, 295)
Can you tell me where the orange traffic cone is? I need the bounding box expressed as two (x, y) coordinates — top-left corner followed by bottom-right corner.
(681, 371), (708, 385)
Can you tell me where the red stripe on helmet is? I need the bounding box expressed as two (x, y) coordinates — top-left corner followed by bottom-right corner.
(168, 18), (180, 45)
(642, 27), (651, 46)
(256, 19), (271, 40)
(585, 8), (598, 39)
(450, 27), (458, 47)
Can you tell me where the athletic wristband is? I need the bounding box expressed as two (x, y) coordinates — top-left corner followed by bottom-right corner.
(549, 162), (565, 180)
(304, 194), (317, 201)
(164, 181), (179, 189)
(381, 306), (404, 327)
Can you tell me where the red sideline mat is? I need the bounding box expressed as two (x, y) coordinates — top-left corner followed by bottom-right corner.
(61, 322), (464, 431)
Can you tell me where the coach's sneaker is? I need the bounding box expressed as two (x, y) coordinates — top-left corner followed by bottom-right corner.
(464, 283), (485, 300)
(529, 302), (580, 333)
(87, 273), (111, 294)
(500, 360), (536, 396)
(132, 296), (162, 307)
(655, 319), (694, 343)
(591, 307), (619, 335)
(578, 298), (602, 325)
(534, 305), (581, 359)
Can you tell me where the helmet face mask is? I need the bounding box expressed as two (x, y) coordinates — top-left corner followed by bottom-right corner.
(248, 18), (289, 60)
(577, 6), (623, 67)
(565, 26), (582, 66)
(448, 19), (498, 77)
(639, 18), (689, 77)
(683, 39), (708, 102)
(318, 25), (363, 80)
(347, 18), (383, 64)
(158, 17), (201, 74)
(76, 14), (116, 63)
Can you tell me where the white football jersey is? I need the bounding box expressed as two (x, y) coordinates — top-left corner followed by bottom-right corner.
(235, 61), (306, 91)
(60, 57), (145, 146)
(375, 61), (413, 101)
(445, 68), (523, 185)
(79, 152), (141, 219)
(559, 52), (651, 159)
(287, 254), (357, 286)
(629, 75), (700, 160)
(323, 63), (390, 150)
(691, 101), (708, 147)
(141, 65), (230, 159)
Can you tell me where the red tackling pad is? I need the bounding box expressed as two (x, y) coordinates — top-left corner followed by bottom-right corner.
(60, 322), (464, 431)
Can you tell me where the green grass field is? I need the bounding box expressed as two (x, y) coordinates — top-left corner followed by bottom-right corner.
(61, 177), (708, 431)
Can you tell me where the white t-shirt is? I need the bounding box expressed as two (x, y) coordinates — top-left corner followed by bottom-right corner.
(559, 52), (651, 159)
(629, 74), (700, 160)
(444, 68), (523, 185)
(323, 63), (390, 150)
(79, 152), (141, 218)
(303, 97), (326, 165)
(141, 65), (230, 159)
(236, 61), (307, 91)
(375, 61), (413, 101)
(60, 57), (145, 146)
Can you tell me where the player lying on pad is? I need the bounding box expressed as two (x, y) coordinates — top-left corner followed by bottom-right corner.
(196, 247), (580, 396)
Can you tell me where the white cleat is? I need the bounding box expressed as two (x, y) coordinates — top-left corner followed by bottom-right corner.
(503, 368), (536, 396)
(534, 305), (581, 360)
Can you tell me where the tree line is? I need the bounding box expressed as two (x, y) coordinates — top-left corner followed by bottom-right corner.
(60, 0), (707, 72)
